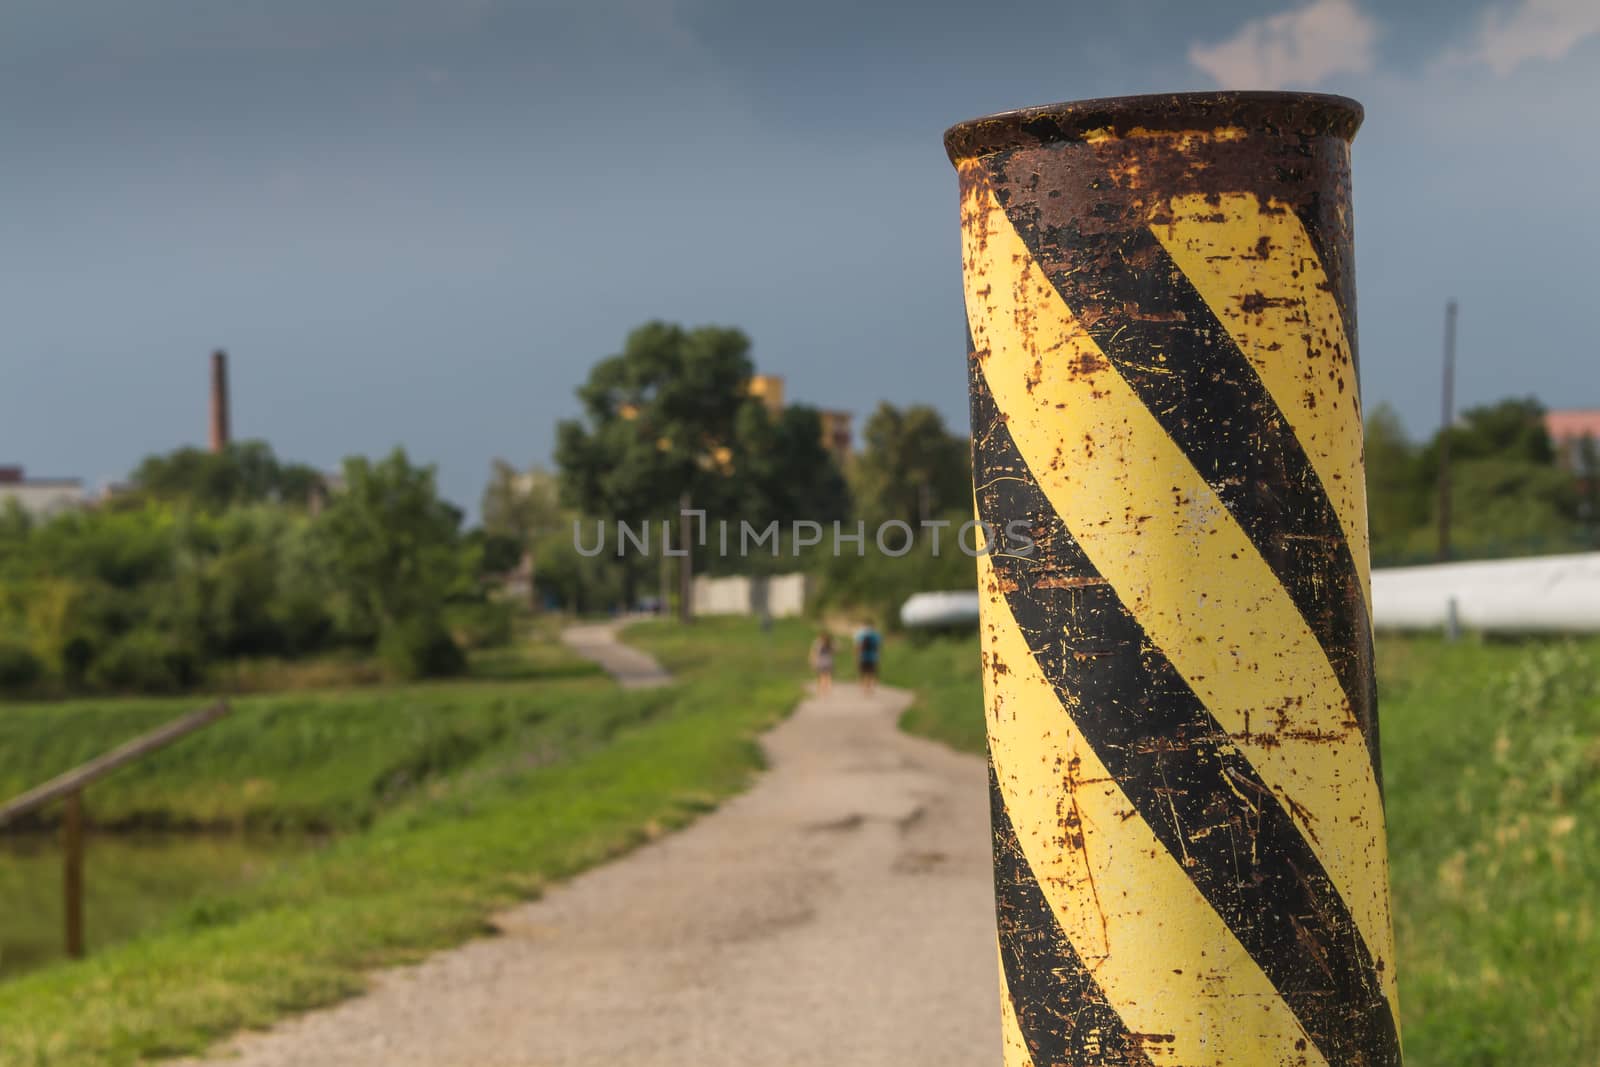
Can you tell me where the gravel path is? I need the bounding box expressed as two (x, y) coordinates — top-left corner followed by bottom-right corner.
(560, 621), (672, 688)
(178, 626), (998, 1066)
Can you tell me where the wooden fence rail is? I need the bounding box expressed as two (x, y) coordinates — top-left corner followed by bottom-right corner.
(0, 701), (231, 958)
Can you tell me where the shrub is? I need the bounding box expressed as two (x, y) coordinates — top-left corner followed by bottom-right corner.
(0, 639), (42, 691)
(444, 600), (515, 651)
(25, 578), (111, 685)
(88, 630), (203, 694)
(377, 618), (467, 681)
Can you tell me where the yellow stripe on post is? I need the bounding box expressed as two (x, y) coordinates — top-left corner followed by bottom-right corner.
(996, 954), (1035, 1067)
(1153, 193), (1373, 614)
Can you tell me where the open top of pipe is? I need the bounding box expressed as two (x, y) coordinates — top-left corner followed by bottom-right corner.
(944, 90), (1362, 164)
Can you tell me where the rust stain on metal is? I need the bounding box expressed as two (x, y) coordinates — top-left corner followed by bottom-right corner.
(1034, 574), (1109, 590)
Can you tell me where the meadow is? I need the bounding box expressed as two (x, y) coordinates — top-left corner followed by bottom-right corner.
(0, 619), (811, 1066)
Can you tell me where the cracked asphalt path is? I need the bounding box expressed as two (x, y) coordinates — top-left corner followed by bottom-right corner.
(180, 627), (997, 1066)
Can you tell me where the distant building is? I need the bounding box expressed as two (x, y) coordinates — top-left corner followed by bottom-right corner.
(0, 466), (85, 518)
(748, 374), (853, 462)
(818, 410), (854, 462)
(96, 481), (135, 505)
(1546, 409), (1600, 472)
(748, 374), (786, 417)
(307, 470), (346, 517)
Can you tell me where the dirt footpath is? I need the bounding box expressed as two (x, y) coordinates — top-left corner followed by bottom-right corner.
(181, 630), (998, 1066)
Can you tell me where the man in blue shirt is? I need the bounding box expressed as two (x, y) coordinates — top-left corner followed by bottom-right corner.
(854, 620), (881, 694)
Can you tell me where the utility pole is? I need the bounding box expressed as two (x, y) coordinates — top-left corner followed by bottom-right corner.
(1437, 299), (1458, 562)
(658, 527), (671, 616)
(677, 491), (693, 623)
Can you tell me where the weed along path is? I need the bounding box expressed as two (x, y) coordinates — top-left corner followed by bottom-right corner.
(178, 626), (997, 1066)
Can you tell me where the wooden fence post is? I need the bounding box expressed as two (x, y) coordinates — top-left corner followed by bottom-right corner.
(63, 790), (84, 959)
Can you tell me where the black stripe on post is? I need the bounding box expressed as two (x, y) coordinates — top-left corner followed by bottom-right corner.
(970, 355), (1400, 1067)
(991, 765), (1154, 1067)
(985, 163), (1381, 785)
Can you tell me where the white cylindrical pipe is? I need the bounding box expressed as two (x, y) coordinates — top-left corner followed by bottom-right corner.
(1371, 552), (1600, 633)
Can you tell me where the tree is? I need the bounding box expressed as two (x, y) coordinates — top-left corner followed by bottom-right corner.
(131, 441), (323, 511)
(1447, 459), (1579, 555)
(728, 404), (851, 536)
(532, 520), (626, 614)
(1402, 397), (1580, 560)
(556, 322), (755, 523)
(1363, 404), (1426, 562)
(556, 323), (756, 611)
(481, 462), (563, 608)
(1417, 396), (1555, 481)
(1577, 434), (1600, 545)
(850, 403), (971, 528)
(555, 322), (850, 606)
(316, 448), (468, 677)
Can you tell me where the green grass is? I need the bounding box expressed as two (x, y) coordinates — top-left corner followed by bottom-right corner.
(0, 643), (608, 833)
(1379, 636), (1600, 1065)
(879, 634), (986, 754)
(0, 834), (317, 980)
(0, 618), (813, 1066)
(889, 630), (1600, 1067)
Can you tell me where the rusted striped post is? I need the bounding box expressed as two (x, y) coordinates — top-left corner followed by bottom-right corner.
(947, 92), (1400, 1066)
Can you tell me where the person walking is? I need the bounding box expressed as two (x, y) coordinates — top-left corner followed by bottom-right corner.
(854, 620), (881, 694)
(809, 631), (835, 695)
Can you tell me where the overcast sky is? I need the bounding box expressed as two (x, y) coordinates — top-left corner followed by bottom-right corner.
(4, 0), (1597, 512)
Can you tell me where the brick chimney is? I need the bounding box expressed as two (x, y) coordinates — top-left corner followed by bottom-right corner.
(209, 349), (231, 453)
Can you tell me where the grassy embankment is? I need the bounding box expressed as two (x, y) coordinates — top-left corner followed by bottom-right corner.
(884, 632), (1600, 1067)
(0, 618), (811, 1066)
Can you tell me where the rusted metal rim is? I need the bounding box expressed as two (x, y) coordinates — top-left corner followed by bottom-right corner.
(944, 91), (1362, 164)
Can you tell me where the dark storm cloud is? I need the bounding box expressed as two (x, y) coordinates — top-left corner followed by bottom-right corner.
(2, 0), (1596, 511)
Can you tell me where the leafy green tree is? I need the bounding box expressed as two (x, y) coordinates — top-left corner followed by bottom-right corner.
(131, 441), (323, 511)
(1446, 459), (1579, 555)
(0, 445), (507, 691)
(556, 323), (755, 526)
(1404, 397), (1581, 559)
(24, 578), (112, 685)
(316, 449), (468, 676)
(269, 516), (341, 653)
(533, 520), (627, 614)
(159, 506), (321, 660)
(1418, 397), (1555, 481)
(481, 461), (563, 606)
(556, 322), (850, 602)
(850, 403), (971, 527)
(482, 463), (561, 549)
(1364, 404), (1427, 562)
(0, 498), (31, 541)
(474, 530), (524, 577)
(1577, 434), (1600, 545)
(729, 404), (851, 532)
